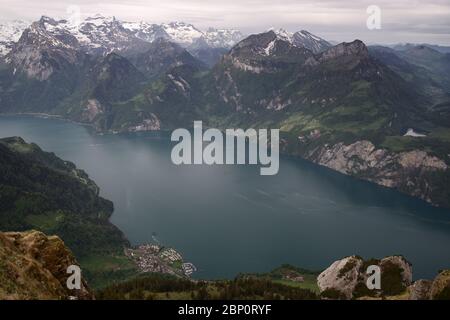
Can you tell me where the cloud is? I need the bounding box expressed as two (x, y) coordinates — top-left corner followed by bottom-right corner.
(0, 0), (449, 45)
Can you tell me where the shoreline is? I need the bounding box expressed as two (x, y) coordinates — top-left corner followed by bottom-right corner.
(1, 114), (450, 281)
(0, 112), (98, 131)
(1, 112), (447, 210)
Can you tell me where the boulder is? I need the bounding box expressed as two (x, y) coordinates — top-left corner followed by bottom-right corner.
(317, 256), (363, 299)
(380, 255), (413, 293)
(430, 270), (450, 300)
(408, 280), (432, 300)
(317, 255), (413, 299)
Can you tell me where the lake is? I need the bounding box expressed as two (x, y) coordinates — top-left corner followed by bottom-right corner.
(1, 115), (450, 280)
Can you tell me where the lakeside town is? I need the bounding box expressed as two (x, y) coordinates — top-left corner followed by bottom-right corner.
(125, 244), (197, 277)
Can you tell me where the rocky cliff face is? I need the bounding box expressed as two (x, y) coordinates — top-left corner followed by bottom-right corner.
(6, 17), (81, 81)
(317, 256), (364, 299)
(306, 140), (449, 207)
(0, 230), (93, 300)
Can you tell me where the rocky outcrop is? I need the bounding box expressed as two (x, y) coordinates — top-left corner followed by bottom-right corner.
(0, 230), (93, 300)
(6, 17), (80, 81)
(82, 99), (103, 122)
(307, 140), (449, 207)
(408, 280), (432, 300)
(317, 255), (413, 299)
(430, 270), (450, 300)
(380, 256), (413, 287)
(317, 256), (363, 299)
(318, 40), (369, 62)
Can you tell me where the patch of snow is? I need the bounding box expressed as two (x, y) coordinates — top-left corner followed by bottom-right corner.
(0, 20), (30, 56)
(161, 22), (203, 45)
(404, 128), (427, 137)
(203, 28), (244, 48)
(263, 39), (276, 56)
(0, 15), (245, 57)
(274, 28), (293, 43)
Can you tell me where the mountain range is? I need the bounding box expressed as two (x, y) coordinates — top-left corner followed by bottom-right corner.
(0, 15), (450, 208)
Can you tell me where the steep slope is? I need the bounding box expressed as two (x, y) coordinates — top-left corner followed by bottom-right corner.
(131, 37), (206, 79)
(292, 30), (332, 53)
(102, 62), (206, 132)
(0, 17), (88, 114)
(0, 20), (30, 56)
(269, 28), (331, 53)
(201, 30), (314, 115)
(368, 46), (450, 149)
(89, 53), (147, 103)
(186, 28), (244, 66)
(400, 46), (450, 90)
(0, 230), (93, 300)
(204, 34), (422, 133)
(188, 41), (229, 67)
(0, 137), (128, 258)
(6, 16), (82, 80)
(64, 52), (147, 127)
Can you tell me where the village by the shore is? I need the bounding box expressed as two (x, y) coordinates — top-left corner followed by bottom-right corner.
(125, 244), (197, 278)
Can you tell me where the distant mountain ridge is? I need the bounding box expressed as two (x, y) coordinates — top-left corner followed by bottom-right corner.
(0, 15), (333, 59)
(0, 15), (245, 56)
(272, 28), (332, 53)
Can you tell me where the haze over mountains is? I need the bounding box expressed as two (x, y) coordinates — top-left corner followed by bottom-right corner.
(0, 15), (337, 60)
(0, 15), (242, 58)
(0, 14), (450, 209)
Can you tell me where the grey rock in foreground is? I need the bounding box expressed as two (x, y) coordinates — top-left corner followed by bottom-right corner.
(317, 255), (413, 299)
(408, 280), (432, 300)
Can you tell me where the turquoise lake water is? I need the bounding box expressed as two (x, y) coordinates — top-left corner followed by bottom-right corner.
(1, 115), (450, 279)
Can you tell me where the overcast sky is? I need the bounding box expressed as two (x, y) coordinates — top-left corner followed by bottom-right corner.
(1, 0), (449, 45)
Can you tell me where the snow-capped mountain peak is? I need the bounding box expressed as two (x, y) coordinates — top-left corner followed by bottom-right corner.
(0, 20), (30, 55)
(265, 28), (331, 53)
(0, 15), (246, 58)
(203, 28), (244, 48)
(160, 21), (203, 46)
(122, 21), (169, 43)
(273, 28), (293, 43)
(292, 30), (331, 53)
